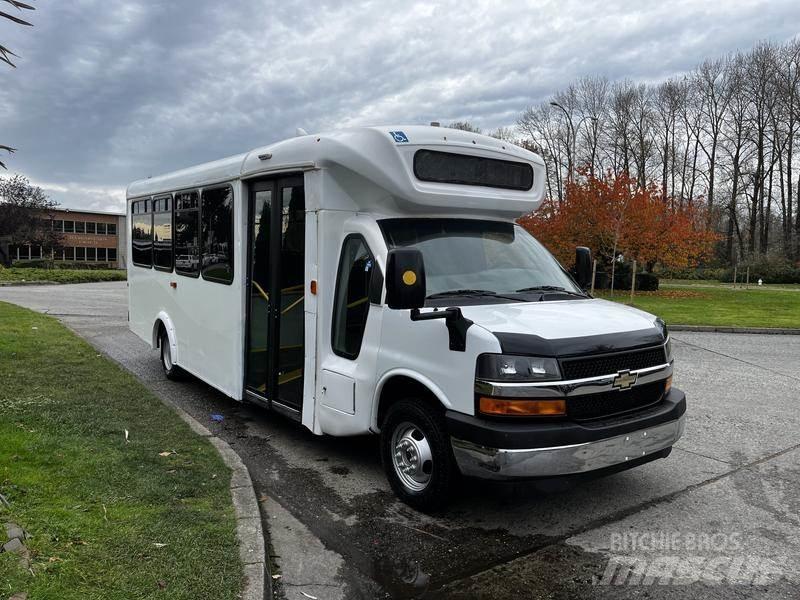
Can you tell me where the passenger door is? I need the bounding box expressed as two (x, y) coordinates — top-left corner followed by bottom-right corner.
(245, 176), (306, 417)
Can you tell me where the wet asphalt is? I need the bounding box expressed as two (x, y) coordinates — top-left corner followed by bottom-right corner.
(1, 281), (799, 600)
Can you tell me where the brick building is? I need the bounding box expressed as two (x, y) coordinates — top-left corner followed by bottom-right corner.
(8, 207), (127, 269)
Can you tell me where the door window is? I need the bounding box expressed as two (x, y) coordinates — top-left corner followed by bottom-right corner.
(246, 188), (272, 392)
(275, 183), (305, 407)
(332, 235), (377, 359)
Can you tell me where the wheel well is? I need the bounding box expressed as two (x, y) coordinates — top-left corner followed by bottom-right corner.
(153, 319), (166, 348)
(377, 375), (444, 428)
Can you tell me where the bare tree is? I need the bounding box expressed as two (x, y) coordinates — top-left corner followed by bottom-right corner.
(1, 0), (35, 169)
(446, 121), (482, 134)
(515, 38), (800, 266)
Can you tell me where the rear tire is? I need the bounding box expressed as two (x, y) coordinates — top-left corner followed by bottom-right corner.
(380, 398), (458, 512)
(159, 328), (184, 381)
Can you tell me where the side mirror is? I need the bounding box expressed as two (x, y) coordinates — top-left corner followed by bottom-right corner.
(386, 248), (426, 309)
(575, 246), (592, 289)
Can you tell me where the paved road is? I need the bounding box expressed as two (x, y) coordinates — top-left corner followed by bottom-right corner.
(2, 282), (800, 599)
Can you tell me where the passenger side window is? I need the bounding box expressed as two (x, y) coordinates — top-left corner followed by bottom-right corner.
(153, 195), (173, 271)
(332, 236), (378, 359)
(131, 199), (153, 267)
(201, 186), (234, 284)
(174, 191), (200, 276)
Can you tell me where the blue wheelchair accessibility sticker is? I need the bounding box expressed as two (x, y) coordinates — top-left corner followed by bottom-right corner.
(389, 131), (409, 143)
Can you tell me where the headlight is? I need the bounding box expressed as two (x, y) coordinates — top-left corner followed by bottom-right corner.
(476, 354), (561, 382)
(655, 317), (668, 340)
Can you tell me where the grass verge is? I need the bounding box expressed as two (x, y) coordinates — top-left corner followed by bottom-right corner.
(0, 268), (126, 284)
(0, 302), (241, 599)
(599, 285), (800, 328)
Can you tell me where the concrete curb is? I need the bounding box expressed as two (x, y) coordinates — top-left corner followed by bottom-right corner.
(670, 325), (800, 335)
(171, 407), (268, 600)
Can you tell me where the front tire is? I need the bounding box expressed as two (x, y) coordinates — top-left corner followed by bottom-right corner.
(159, 328), (184, 381)
(380, 399), (458, 512)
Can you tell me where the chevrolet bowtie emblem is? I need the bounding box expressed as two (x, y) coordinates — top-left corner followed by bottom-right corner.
(612, 369), (638, 390)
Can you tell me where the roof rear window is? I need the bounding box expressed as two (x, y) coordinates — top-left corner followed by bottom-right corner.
(413, 150), (534, 191)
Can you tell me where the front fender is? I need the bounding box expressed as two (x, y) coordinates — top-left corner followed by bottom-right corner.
(370, 368), (453, 432)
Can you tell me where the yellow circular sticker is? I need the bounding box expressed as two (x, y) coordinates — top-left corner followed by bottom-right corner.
(402, 270), (417, 286)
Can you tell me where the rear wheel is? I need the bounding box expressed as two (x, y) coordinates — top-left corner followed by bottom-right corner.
(380, 399), (458, 512)
(159, 327), (184, 381)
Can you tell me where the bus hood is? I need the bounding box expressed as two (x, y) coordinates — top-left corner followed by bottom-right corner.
(460, 299), (666, 356)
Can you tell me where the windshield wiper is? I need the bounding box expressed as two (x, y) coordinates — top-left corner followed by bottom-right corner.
(427, 289), (498, 299)
(515, 286), (588, 298)
(427, 289), (524, 302)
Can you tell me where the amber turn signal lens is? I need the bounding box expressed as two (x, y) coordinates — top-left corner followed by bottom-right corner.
(665, 375), (673, 394)
(479, 397), (566, 416)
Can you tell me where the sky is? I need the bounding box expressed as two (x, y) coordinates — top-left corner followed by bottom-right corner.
(1, 0), (799, 213)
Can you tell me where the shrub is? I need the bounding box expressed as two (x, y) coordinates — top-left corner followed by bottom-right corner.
(636, 272), (659, 291)
(593, 265), (659, 291)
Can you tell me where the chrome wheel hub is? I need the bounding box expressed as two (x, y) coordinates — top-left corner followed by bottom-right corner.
(391, 422), (433, 492)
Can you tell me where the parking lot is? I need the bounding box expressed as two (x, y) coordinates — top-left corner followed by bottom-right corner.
(1, 281), (799, 599)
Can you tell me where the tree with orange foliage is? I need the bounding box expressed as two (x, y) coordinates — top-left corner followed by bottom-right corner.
(518, 172), (719, 282)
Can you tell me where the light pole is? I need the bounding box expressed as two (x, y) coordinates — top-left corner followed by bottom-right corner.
(550, 101), (597, 181)
(550, 101), (574, 181)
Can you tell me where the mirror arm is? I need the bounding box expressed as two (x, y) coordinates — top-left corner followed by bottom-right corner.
(410, 307), (474, 352)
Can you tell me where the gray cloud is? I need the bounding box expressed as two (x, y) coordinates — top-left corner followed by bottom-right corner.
(1, 0), (799, 211)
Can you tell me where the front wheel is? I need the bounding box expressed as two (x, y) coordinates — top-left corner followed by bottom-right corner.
(380, 399), (458, 512)
(159, 328), (184, 381)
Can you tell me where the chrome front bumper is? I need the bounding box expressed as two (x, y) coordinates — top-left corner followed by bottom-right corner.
(451, 415), (685, 480)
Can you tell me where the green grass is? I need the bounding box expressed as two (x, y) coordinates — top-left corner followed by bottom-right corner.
(0, 267), (127, 284)
(661, 278), (800, 291)
(0, 302), (241, 599)
(599, 284), (800, 328)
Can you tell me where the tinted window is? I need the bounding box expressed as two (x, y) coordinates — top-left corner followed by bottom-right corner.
(97, 222), (107, 235)
(332, 236), (376, 359)
(76, 247), (86, 261)
(75, 221), (85, 234)
(174, 191), (200, 276)
(153, 195), (173, 271)
(414, 150), (534, 191)
(86, 247), (96, 261)
(97, 248), (107, 262)
(107, 223), (117, 235)
(86, 222), (96, 234)
(131, 199), (153, 267)
(201, 186), (234, 284)
(108, 248), (117, 262)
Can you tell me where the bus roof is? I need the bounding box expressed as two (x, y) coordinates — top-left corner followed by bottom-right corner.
(126, 126), (547, 218)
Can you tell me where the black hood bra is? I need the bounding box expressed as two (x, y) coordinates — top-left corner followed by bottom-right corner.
(492, 327), (666, 358)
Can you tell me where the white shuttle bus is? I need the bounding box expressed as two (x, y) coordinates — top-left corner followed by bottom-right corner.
(127, 126), (685, 511)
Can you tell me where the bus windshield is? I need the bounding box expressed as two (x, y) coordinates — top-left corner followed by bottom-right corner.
(379, 218), (584, 299)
